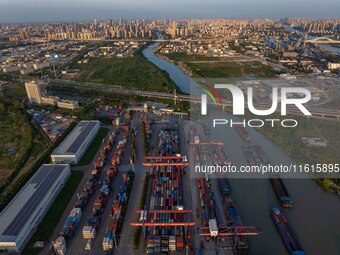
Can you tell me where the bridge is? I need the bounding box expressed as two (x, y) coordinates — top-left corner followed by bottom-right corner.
(305, 37), (340, 44)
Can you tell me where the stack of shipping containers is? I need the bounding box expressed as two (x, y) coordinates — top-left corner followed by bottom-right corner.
(146, 129), (185, 254)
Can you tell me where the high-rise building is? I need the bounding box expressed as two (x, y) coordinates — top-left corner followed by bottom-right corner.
(24, 80), (76, 109)
(24, 80), (46, 104)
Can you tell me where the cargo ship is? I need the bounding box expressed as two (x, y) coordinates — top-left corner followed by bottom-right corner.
(253, 145), (269, 164)
(235, 125), (251, 141)
(242, 145), (269, 165)
(203, 123), (211, 136)
(217, 178), (231, 197)
(270, 176), (293, 208)
(271, 208), (306, 255)
(225, 197), (248, 249)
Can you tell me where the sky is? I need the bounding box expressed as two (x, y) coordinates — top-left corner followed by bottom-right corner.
(0, 0), (339, 23)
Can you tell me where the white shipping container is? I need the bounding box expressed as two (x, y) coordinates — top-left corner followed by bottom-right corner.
(53, 236), (66, 250)
(85, 239), (93, 250)
(55, 245), (67, 255)
(82, 226), (96, 239)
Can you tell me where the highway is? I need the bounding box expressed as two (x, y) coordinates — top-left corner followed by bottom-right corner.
(48, 79), (340, 121)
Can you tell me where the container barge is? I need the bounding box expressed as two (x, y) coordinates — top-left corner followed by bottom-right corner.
(225, 197), (249, 249)
(271, 207), (305, 255)
(235, 125), (251, 141)
(217, 178), (231, 197)
(242, 145), (269, 165)
(202, 123), (211, 136)
(270, 176), (293, 208)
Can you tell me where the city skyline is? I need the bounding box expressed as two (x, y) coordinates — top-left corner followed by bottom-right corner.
(0, 0), (339, 23)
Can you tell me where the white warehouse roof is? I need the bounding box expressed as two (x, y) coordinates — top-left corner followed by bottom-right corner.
(0, 164), (70, 252)
(52, 120), (100, 155)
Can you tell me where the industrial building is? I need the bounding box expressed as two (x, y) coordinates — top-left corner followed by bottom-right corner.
(0, 164), (71, 253)
(57, 100), (79, 110)
(51, 121), (101, 164)
(25, 80), (79, 109)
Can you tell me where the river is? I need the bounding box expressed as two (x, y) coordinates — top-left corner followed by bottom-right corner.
(142, 43), (340, 255)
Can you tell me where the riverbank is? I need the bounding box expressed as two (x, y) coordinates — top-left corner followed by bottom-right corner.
(153, 47), (194, 76)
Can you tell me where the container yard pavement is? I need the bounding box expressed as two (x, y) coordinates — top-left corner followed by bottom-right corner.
(114, 112), (146, 254)
(182, 120), (234, 255)
(39, 125), (114, 255)
(65, 126), (131, 255)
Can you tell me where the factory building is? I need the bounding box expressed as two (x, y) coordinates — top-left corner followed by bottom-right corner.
(0, 164), (71, 253)
(51, 121), (100, 164)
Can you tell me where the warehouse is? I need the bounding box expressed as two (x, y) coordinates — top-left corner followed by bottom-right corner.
(51, 120), (101, 164)
(0, 164), (71, 252)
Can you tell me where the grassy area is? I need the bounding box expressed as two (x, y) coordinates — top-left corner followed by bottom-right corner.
(3, 84), (27, 100)
(0, 85), (50, 191)
(246, 112), (340, 187)
(77, 127), (109, 165)
(163, 52), (220, 62)
(187, 61), (276, 78)
(71, 55), (175, 92)
(23, 171), (84, 255)
(163, 52), (276, 78)
(0, 101), (33, 185)
(0, 122), (76, 211)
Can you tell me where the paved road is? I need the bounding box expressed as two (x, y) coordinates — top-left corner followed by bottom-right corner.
(182, 120), (234, 255)
(115, 112), (146, 255)
(65, 126), (133, 255)
(40, 125), (114, 255)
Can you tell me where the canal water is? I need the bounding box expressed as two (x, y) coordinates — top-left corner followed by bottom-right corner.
(143, 43), (340, 255)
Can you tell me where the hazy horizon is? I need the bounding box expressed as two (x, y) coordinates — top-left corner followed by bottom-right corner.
(0, 0), (339, 23)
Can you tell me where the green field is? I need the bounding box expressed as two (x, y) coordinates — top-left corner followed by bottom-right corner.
(23, 171), (84, 255)
(0, 102), (32, 184)
(164, 52), (276, 78)
(0, 85), (50, 187)
(71, 55), (176, 92)
(247, 112), (340, 187)
(3, 84), (27, 99)
(77, 127), (109, 165)
(163, 52), (220, 62)
(187, 61), (276, 78)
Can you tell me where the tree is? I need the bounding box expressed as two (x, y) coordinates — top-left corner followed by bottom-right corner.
(322, 179), (332, 190)
(12, 100), (23, 110)
(0, 102), (6, 113)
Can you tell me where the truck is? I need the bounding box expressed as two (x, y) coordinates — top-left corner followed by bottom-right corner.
(208, 219), (218, 237)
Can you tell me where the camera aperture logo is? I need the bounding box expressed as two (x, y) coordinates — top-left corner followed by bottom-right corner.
(200, 84), (312, 128)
